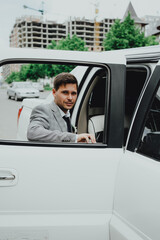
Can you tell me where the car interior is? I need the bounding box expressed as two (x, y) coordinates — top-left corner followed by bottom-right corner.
(76, 65), (150, 144)
(76, 68), (107, 142)
(124, 66), (149, 144)
(138, 85), (160, 160)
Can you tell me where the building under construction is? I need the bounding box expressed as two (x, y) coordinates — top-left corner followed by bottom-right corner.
(10, 15), (116, 52)
(10, 1), (148, 52)
(6, 2), (148, 80)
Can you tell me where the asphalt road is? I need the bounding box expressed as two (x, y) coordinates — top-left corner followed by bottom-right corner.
(0, 88), (50, 140)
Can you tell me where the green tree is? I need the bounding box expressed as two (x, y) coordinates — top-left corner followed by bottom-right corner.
(5, 64), (55, 84)
(44, 64), (55, 78)
(47, 35), (88, 74)
(19, 65), (30, 81)
(20, 64), (55, 81)
(103, 14), (158, 50)
(48, 34), (88, 51)
(28, 64), (46, 81)
(6, 72), (20, 84)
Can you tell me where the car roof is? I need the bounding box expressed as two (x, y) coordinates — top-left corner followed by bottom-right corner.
(0, 47), (125, 65)
(1, 45), (160, 67)
(104, 45), (160, 62)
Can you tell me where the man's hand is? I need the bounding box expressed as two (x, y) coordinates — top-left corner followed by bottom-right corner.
(77, 133), (96, 143)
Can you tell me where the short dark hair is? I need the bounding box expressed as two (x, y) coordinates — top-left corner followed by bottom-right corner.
(53, 72), (78, 91)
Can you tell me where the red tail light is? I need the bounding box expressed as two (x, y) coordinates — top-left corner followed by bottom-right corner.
(17, 106), (23, 125)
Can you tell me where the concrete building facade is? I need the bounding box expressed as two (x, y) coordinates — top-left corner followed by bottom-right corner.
(10, 2), (148, 52)
(10, 15), (116, 52)
(67, 17), (115, 51)
(10, 16), (67, 49)
(144, 15), (160, 43)
(7, 15), (116, 81)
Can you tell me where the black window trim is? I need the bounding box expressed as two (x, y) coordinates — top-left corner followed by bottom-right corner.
(124, 64), (151, 146)
(74, 66), (110, 145)
(127, 64), (160, 152)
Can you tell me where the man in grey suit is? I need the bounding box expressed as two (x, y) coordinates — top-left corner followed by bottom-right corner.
(27, 72), (96, 143)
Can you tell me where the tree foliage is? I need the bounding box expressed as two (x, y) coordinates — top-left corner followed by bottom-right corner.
(48, 34), (88, 51)
(20, 64), (47, 81)
(103, 14), (159, 50)
(6, 72), (20, 84)
(6, 64), (55, 83)
(47, 34), (88, 74)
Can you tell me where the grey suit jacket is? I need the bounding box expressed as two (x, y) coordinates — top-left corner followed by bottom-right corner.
(27, 101), (76, 143)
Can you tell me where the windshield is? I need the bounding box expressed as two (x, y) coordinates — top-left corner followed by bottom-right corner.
(14, 83), (32, 88)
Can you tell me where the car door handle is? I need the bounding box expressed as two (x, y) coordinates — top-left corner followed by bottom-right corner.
(0, 169), (18, 186)
(0, 174), (15, 180)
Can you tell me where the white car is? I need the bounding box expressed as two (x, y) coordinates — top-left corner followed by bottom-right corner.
(32, 82), (44, 92)
(1, 46), (160, 240)
(7, 81), (40, 101)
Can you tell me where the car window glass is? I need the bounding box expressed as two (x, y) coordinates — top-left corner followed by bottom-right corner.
(138, 84), (160, 160)
(0, 63), (108, 145)
(124, 66), (149, 144)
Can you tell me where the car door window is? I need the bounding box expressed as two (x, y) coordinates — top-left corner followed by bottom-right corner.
(124, 66), (149, 144)
(0, 62), (109, 145)
(138, 84), (160, 160)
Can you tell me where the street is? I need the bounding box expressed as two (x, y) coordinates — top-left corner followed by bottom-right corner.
(0, 88), (50, 140)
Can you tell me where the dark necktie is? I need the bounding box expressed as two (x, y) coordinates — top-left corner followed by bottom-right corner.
(63, 116), (72, 132)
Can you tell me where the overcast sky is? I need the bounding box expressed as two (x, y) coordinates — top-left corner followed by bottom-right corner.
(1, 0), (160, 48)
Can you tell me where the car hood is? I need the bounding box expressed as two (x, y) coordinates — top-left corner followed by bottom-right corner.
(15, 88), (39, 93)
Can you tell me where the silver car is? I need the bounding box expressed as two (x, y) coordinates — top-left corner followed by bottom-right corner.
(7, 82), (40, 101)
(32, 82), (44, 92)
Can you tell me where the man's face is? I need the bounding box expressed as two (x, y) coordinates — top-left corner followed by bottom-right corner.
(52, 83), (78, 113)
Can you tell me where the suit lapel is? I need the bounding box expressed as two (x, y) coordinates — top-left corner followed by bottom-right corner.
(50, 101), (67, 132)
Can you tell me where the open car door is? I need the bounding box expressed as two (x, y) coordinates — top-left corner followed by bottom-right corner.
(111, 60), (160, 240)
(0, 48), (126, 240)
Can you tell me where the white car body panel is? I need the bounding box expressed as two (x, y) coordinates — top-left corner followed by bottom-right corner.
(111, 150), (160, 240)
(0, 145), (123, 239)
(0, 47), (126, 65)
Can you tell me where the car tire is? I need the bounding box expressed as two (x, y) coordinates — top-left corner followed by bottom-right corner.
(7, 94), (11, 99)
(14, 94), (18, 101)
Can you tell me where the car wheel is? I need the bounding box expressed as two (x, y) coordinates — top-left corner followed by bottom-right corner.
(14, 94), (18, 101)
(7, 94), (11, 99)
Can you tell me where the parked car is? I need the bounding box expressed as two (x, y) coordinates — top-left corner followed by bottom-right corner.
(32, 82), (44, 92)
(1, 46), (160, 239)
(7, 81), (40, 101)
